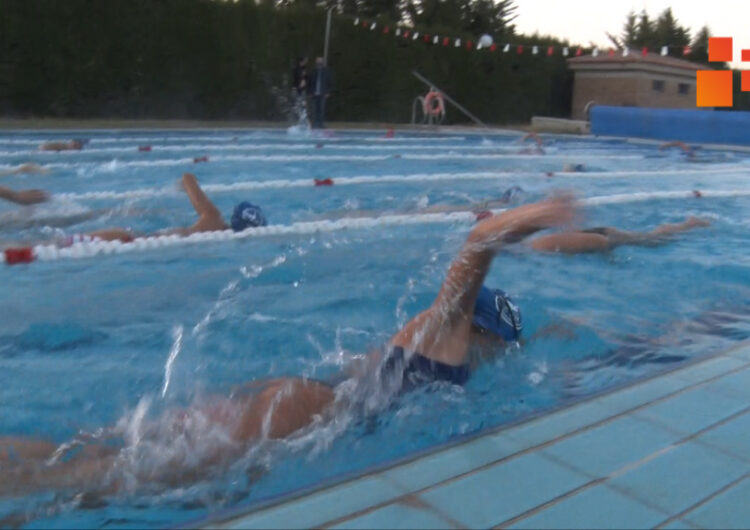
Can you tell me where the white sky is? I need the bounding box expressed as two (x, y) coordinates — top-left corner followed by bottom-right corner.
(514, 0), (750, 68)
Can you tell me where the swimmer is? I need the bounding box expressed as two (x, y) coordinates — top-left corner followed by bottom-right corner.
(0, 185), (48, 205)
(0, 163), (49, 177)
(562, 163), (585, 173)
(530, 216), (710, 254)
(659, 140), (695, 159)
(0, 195), (576, 498)
(518, 132), (544, 154)
(49, 173), (268, 244)
(321, 186), (526, 220)
(421, 186), (525, 214)
(39, 139), (87, 152)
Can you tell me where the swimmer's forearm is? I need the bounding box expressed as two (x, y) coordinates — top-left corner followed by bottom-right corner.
(0, 186), (18, 203)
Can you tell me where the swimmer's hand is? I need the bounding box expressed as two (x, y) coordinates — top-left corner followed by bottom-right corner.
(470, 193), (578, 248)
(10, 189), (49, 205)
(684, 216), (711, 229)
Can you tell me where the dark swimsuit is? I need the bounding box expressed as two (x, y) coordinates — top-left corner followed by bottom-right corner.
(319, 346), (471, 392)
(380, 346), (470, 389)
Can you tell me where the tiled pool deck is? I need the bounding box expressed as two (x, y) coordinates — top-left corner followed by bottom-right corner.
(205, 340), (750, 529)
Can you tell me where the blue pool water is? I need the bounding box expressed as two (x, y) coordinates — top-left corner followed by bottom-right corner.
(1, 129), (750, 528)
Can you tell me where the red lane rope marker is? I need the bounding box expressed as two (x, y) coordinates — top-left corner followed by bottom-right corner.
(138, 146), (152, 152)
(314, 178), (334, 186)
(384, 128), (395, 138)
(693, 190), (703, 198)
(193, 156), (209, 163)
(4, 247), (35, 266)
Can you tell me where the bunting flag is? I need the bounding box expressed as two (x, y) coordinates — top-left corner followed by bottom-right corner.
(349, 16), (706, 59)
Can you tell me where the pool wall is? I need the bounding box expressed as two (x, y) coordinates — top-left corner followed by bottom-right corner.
(590, 105), (750, 146)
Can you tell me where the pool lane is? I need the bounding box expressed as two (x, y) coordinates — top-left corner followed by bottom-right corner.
(199, 339), (750, 529)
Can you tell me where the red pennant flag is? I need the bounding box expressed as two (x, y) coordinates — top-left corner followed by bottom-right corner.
(490, 44), (497, 52)
(443, 37), (450, 47)
(608, 48), (615, 57)
(641, 46), (648, 56)
(361, 21), (368, 28)
(383, 26), (390, 34)
(576, 48), (583, 56)
(547, 46), (554, 56)
(516, 45), (524, 54)
(683, 45), (692, 56)
(423, 34), (430, 43)
(466, 40), (473, 50)
(403, 30), (410, 39)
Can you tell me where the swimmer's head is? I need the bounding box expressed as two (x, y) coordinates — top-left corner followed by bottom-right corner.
(562, 163), (585, 173)
(472, 286), (522, 342)
(230, 202), (267, 232)
(500, 186), (524, 203)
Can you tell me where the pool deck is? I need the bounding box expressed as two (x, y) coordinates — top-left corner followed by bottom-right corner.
(200, 339), (750, 529)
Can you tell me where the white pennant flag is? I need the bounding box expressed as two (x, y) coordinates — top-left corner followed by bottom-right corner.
(354, 18), (359, 26)
(661, 46), (668, 56)
(370, 22), (376, 30)
(562, 47), (569, 56)
(623, 47), (630, 56)
(592, 48), (599, 57)
(413, 32), (419, 40)
(433, 35), (439, 44)
(532, 45), (539, 55)
(503, 43), (510, 52)
(455, 38), (461, 47)
(395, 28), (401, 36)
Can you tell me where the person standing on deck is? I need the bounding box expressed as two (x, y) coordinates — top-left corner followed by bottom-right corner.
(309, 57), (331, 129)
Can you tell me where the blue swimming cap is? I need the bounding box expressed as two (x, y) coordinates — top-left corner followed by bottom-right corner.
(231, 202), (267, 232)
(472, 286), (523, 341)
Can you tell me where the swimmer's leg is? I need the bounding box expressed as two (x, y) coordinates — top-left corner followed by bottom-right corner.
(0, 437), (57, 463)
(604, 217), (711, 248)
(530, 232), (611, 254)
(0, 453), (118, 498)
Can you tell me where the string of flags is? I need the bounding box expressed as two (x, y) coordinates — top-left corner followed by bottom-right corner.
(351, 17), (699, 58)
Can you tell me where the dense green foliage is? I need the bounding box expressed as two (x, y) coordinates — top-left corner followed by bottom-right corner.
(0, 0), (572, 123)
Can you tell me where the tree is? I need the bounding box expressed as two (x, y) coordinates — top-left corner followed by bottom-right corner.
(621, 10), (637, 48)
(654, 8), (689, 56)
(689, 25), (711, 64)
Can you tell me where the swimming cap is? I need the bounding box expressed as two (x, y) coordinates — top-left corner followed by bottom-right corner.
(231, 202), (267, 232)
(472, 286), (523, 341)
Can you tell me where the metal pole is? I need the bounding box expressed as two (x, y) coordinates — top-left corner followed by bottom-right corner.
(411, 70), (489, 129)
(323, 8), (333, 65)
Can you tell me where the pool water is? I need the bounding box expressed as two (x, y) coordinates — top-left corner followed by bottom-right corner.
(1, 129), (750, 528)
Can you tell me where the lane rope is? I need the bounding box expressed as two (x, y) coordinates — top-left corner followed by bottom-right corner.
(54, 167), (750, 202)
(4, 188), (750, 265)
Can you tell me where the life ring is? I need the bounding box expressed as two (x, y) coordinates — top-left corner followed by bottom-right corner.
(423, 90), (445, 117)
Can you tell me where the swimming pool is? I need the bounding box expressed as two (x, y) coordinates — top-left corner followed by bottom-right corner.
(1, 128), (749, 528)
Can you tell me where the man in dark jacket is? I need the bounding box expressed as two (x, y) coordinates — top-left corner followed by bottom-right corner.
(309, 56), (331, 128)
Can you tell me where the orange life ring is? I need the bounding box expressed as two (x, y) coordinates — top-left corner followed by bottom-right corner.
(423, 90), (445, 117)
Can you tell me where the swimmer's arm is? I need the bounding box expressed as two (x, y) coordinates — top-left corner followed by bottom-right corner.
(0, 185), (48, 205)
(391, 195), (577, 365)
(181, 173), (221, 219)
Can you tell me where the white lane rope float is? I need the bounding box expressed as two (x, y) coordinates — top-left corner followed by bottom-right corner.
(54, 167), (750, 202)
(31, 153), (644, 171)
(0, 135), (473, 146)
(4, 188), (750, 266)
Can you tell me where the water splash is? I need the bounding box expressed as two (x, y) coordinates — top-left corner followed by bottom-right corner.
(162, 325), (184, 399)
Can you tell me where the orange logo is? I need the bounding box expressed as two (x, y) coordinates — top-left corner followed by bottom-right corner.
(696, 37), (749, 107)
